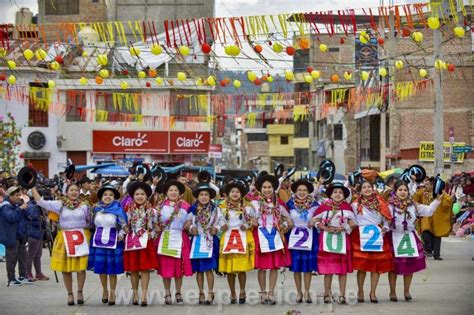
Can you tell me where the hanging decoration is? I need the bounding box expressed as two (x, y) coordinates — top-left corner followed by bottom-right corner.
(1, 113), (22, 175)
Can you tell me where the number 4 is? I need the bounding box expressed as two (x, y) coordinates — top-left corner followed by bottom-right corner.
(397, 234), (416, 256)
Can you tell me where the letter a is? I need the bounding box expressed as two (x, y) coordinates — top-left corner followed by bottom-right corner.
(224, 230), (245, 253)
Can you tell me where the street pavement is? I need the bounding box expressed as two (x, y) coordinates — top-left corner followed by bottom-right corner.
(0, 236), (472, 315)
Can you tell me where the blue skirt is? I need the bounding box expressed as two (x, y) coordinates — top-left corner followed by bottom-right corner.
(87, 242), (124, 275)
(191, 235), (219, 272)
(286, 228), (319, 273)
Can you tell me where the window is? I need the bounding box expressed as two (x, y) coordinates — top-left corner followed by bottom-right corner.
(295, 121), (309, 138)
(334, 124), (343, 140)
(169, 90), (208, 116)
(95, 91), (142, 122)
(328, 47), (340, 52)
(45, 0), (79, 15)
(247, 133), (268, 142)
(281, 136), (289, 145)
(66, 91), (87, 122)
(28, 83), (49, 127)
(294, 148), (309, 170)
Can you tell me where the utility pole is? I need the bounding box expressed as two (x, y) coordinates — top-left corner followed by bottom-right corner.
(433, 0), (445, 175)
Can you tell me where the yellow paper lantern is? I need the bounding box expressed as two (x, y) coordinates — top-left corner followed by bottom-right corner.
(8, 75), (16, 85)
(206, 75), (216, 86)
(360, 71), (369, 81)
(35, 49), (47, 60)
(151, 43), (163, 55)
(247, 71), (257, 82)
(267, 75), (274, 83)
(412, 31), (423, 43)
(7, 60), (16, 70)
(319, 44), (328, 52)
(0, 47), (6, 57)
(395, 60), (404, 70)
(97, 54), (108, 66)
(272, 42), (284, 53)
(233, 80), (241, 88)
(23, 49), (34, 61)
(50, 61), (60, 71)
(453, 26), (465, 38)
(130, 47), (141, 57)
(359, 31), (370, 44)
(177, 72), (187, 81)
(155, 77), (164, 85)
(99, 69), (110, 78)
(343, 71), (352, 81)
(419, 68), (427, 78)
(285, 70), (294, 81)
(179, 45), (190, 56)
(441, 61), (447, 70)
(379, 67), (387, 77)
(82, 51), (88, 57)
(304, 75), (313, 83)
(48, 80), (55, 89)
(120, 81), (129, 89)
(427, 17), (440, 30)
(138, 70), (146, 79)
(79, 77), (88, 85)
(434, 59), (444, 70)
(225, 45), (240, 56)
(310, 70), (320, 79)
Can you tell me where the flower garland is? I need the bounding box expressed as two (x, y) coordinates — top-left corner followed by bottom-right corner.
(60, 196), (88, 210)
(222, 198), (251, 225)
(258, 194), (282, 227)
(389, 194), (415, 231)
(157, 198), (182, 229)
(321, 200), (345, 226)
(292, 195), (315, 221)
(127, 201), (154, 236)
(195, 202), (216, 247)
(358, 193), (380, 213)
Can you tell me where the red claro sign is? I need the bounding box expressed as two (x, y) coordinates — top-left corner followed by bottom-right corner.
(170, 131), (210, 153)
(93, 131), (168, 153)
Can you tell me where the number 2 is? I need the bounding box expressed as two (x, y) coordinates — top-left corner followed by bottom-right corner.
(397, 234), (416, 256)
(362, 225), (381, 251)
(294, 228), (309, 248)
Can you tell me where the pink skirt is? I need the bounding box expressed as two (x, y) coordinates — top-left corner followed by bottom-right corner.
(253, 229), (291, 270)
(156, 231), (193, 278)
(317, 233), (353, 275)
(387, 231), (426, 275)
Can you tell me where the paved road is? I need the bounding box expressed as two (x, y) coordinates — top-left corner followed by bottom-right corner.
(0, 236), (472, 314)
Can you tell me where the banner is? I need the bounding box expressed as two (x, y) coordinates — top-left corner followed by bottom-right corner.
(92, 226), (118, 249)
(392, 232), (419, 258)
(359, 225), (383, 252)
(222, 229), (247, 254)
(157, 230), (182, 258)
(288, 227), (313, 251)
(257, 227), (284, 253)
(322, 231), (346, 254)
(63, 229), (89, 257)
(190, 234), (213, 259)
(124, 231), (148, 251)
(418, 141), (465, 163)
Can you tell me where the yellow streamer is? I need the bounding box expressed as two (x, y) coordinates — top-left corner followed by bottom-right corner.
(135, 21), (145, 43)
(278, 14), (288, 39)
(128, 21), (138, 42)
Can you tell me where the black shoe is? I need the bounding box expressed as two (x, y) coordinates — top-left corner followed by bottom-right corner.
(434, 256), (443, 261)
(77, 291), (84, 305)
(239, 292), (246, 304)
(424, 251), (433, 257)
(370, 295), (379, 303)
(67, 293), (75, 306)
(198, 293), (205, 305)
(141, 301), (147, 307)
(405, 295), (412, 302)
(390, 295), (398, 302)
(205, 292), (215, 305)
(175, 292), (184, 305)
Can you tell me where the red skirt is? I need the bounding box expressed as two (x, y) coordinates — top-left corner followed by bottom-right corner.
(124, 239), (159, 272)
(350, 228), (394, 273)
(253, 229), (291, 270)
(317, 233), (353, 275)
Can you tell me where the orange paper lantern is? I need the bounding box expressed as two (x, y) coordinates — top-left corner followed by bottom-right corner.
(148, 69), (157, 78)
(330, 74), (340, 82)
(254, 45), (263, 53)
(95, 76), (104, 85)
(297, 38), (310, 49)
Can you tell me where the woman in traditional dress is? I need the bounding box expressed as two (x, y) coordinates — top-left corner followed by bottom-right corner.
(351, 180), (393, 303)
(311, 182), (356, 304)
(187, 182), (220, 305)
(387, 180), (442, 302)
(217, 182), (255, 304)
(286, 179), (319, 304)
(123, 182), (158, 307)
(251, 174), (291, 305)
(32, 183), (90, 306)
(155, 180), (192, 305)
(87, 184), (127, 305)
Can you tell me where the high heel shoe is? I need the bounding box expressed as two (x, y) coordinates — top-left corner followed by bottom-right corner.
(205, 292), (215, 305)
(102, 289), (109, 304)
(323, 295), (332, 304)
(77, 290), (84, 305)
(230, 294), (237, 304)
(132, 290), (139, 305)
(108, 291), (116, 306)
(165, 294), (172, 305)
(268, 291), (276, 305)
(259, 291), (268, 305)
(338, 296), (346, 305)
(67, 293), (75, 306)
(295, 292), (303, 303)
(175, 292), (184, 305)
(389, 294), (398, 302)
(238, 291), (246, 304)
(370, 294), (379, 304)
(198, 293), (205, 305)
(304, 291), (312, 304)
(405, 295), (412, 302)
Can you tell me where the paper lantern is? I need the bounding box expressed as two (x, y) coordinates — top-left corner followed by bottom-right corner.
(97, 54), (108, 66)
(319, 44), (328, 52)
(220, 79), (227, 87)
(247, 71), (257, 82)
(130, 46), (141, 57)
(151, 43), (163, 55)
(254, 45), (263, 53)
(343, 71), (352, 81)
(330, 74), (339, 82)
(272, 42), (283, 53)
(155, 77), (164, 85)
(427, 17), (440, 30)
(310, 70), (320, 79)
(285, 70), (294, 81)
(48, 80), (55, 89)
(201, 43), (212, 54)
(297, 38), (310, 49)
(8, 75), (16, 85)
(145, 82), (151, 88)
(304, 75), (313, 83)
(50, 61), (60, 71)
(206, 75), (216, 86)
(82, 51), (88, 57)
(148, 69), (157, 78)
(122, 69), (129, 76)
(99, 69), (109, 78)
(0, 74), (6, 81)
(395, 60), (404, 69)
(359, 31), (370, 44)
(453, 26), (465, 38)
(79, 77), (88, 85)
(402, 27), (412, 37)
(177, 72), (187, 81)
(377, 37), (385, 45)
(138, 70), (146, 79)
(254, 78), (262, 86)
(434, 59), (444, 70)
(379, 67), (387, 77)
(55, 55), (64, 64)
(306, 66), (313, 73)
(0, 47), (6, 57)
(23, 49), (34, 61)
(95, 76), (104, 85)
(196, 78), (203, 86)
(286, 46), (296, 56)
(225, 45), (240, 56)
(340, 37), (345, 44)
(120, 81), (128, 89)
(267, 75), (274, 83)
(35, 49), (47, 60)
(7, 60), (16, 70)
(233, 80), (241, 88)
(447, 63), (455, 72)
(360, 71), (369, 81)
(179, 45), (190, 56)
(412, 31), (423, 43)
(419, 68), (427, 78)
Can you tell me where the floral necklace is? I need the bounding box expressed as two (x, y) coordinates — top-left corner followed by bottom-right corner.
(60, 196), (88, 210)
(223, 198), (251, 224)
(293, 195), (314, 221)
(258, 194), (281, 227)
(195, 202), (216, 247)
(128, 201), (153, 235)
(358, 193), (380, 213)
(322, 200), (344, 226)
(389, 195), (414, 231)
(157, 198), (182, 229)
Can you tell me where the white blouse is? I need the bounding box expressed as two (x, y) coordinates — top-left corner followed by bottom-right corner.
(389, 199), (440, 234)
(313, 207), (356, 234)
(250, 199), (289, 228)
(157, 203), (190, 231)
(352, 203), (391, 232)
